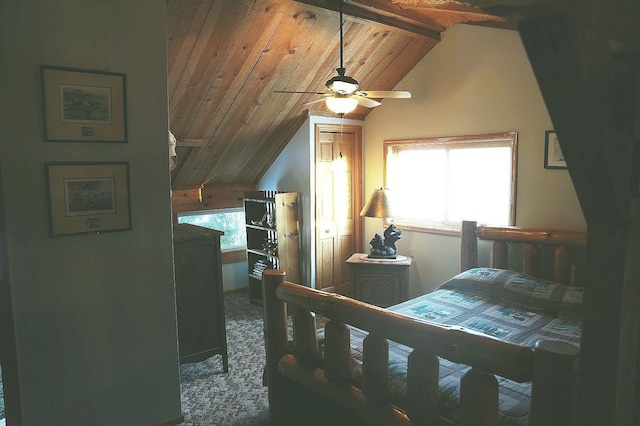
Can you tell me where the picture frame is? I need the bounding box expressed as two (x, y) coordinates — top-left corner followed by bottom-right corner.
(544, 130), (567, 169)
(41, 65), (127, 142)
(45, 162), (132, 236)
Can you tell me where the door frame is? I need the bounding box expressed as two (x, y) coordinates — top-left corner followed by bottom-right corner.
(314, 123), (363, 292)
(0, 165), (23, 425)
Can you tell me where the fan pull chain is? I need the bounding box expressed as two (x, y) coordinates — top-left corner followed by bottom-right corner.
(339, 117), (344, 158)
(339, 0), (345, 71)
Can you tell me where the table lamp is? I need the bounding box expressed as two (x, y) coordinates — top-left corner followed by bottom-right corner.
(360, 188), (402, 259)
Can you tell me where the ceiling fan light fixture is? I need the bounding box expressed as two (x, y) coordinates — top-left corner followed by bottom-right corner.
(325, 94), (359, 115)
(274, 0), (410, 111)
(326, 74), (359, 95)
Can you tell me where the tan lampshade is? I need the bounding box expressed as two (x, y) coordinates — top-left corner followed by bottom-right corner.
(360, 188), (395, 218)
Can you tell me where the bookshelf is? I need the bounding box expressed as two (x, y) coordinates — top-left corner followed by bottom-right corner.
(244, 190), (300, 305)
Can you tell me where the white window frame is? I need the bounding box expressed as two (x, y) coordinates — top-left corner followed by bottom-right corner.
(384, 132), (518, 235)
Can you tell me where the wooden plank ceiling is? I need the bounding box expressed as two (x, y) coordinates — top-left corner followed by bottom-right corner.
(167, 0), (511, 189)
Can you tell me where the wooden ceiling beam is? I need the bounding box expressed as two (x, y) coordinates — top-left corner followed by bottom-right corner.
(350, 0), (515, 30)
(176, 138), (205, 147)
(294, 0), (442, 40)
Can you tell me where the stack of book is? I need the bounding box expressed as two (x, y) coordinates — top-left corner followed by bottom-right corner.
(252, 259), (270, 277)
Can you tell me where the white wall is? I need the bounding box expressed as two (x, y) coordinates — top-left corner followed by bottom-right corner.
(222, 260), (249, 293)
(0, 1), (181, 425)
(364, 24), (586, 296)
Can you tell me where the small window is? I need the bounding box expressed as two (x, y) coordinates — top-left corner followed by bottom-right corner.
(384, 132), (518, 234)
(177, 208), (247, 252)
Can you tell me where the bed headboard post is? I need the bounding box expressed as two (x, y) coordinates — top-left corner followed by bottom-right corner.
(461, 221), (478, 271)
(524, 243), (542, 278)
(554, 247), (571, 285)
(492, 241), (508, 269)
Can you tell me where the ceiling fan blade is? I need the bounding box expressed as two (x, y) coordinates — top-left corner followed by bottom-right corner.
(275, 90), (327, 95)
(301, 96), (329, 107)
(356, 96), (382, 108)
(357, 90), (412, 99)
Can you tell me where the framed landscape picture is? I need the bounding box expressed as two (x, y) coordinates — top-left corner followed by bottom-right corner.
(544, 130), (567, 169)
(45, 162), (131, 236)
(41, 66), (127, 142)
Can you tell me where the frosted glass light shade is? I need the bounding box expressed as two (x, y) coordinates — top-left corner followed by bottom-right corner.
(325, 95), (359, 115)
(329, 80), (358, 94)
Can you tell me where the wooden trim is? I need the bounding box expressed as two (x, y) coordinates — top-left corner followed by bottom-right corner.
(293, 0), (442, 40)
(276, 280), (534, 382)
(278, 354), (411, 424)
(262, 270), (290, 424)
(475, 226), (586, 248)
(221, 249), (246, 264)
(529, 340), (580, 426)
(171, 186), (203, 215)
(172, 184), (253, 215)
(384, 132), (519, 231)
(464, 220), (586, 285)
(223, 287), (250, 296)
(176, 138), (204, 147)
(0, 164), (22, 425)
(460, 220), (478, 271)
(154, 414), (185, 426)
(201, 184), (252, 210)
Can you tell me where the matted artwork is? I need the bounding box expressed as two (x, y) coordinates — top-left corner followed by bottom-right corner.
(544, 130), (567, 169)
(45, 162), (131, 236)
(41, 66), (127, 142)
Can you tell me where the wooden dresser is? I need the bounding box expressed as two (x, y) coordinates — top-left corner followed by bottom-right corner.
(173, 223), (228, 371)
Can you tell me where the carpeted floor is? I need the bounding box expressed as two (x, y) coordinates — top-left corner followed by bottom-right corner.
(0, 291), (269, 425)
(179, 290), (271, 426)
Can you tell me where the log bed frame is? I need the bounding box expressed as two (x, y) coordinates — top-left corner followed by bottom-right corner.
(262, 220), (587, 426)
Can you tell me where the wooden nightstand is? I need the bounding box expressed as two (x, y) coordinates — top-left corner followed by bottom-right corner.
(346, 253), (412, 308)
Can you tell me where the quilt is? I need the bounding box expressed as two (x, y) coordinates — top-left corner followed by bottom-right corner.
(316, 268), (583, 425)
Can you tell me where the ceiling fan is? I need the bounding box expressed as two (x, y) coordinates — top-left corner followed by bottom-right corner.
(275, 0), (411, 116)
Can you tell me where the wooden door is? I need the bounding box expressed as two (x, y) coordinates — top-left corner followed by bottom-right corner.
(315, 124), (362, 295)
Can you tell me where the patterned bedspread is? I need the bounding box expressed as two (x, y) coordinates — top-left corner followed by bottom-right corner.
(317, 268), (583, 425)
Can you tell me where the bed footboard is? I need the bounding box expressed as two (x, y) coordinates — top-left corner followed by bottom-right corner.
(262, 270), (580, 426)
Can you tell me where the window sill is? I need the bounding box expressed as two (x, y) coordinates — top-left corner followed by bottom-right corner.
(393, 222), (461, 237)
(222, 249), (247, 264)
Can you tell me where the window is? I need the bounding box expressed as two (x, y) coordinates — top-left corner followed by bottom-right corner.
(177, 208), (247, 252)
(384, 132), (518, 233)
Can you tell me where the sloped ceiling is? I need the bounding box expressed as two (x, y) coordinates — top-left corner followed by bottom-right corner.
(166, 0), (512, 189)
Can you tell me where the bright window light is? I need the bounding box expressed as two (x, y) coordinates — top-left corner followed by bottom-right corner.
(385, 132), (518, 233)
(177, 208), (247, 252)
